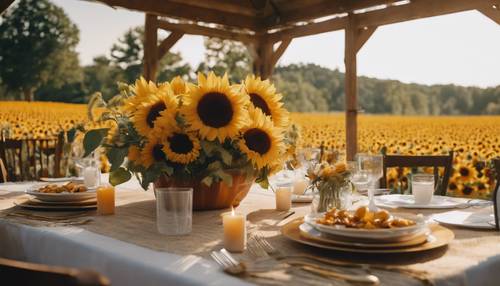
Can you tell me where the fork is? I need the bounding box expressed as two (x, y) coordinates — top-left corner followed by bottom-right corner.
(210, 249), (247, 276)
(248, 235), (380, 285)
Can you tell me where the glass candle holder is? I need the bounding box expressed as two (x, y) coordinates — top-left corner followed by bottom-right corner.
(155, 187), (193, 236)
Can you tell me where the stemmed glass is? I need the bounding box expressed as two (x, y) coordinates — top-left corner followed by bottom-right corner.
(357, 154), (383, 211)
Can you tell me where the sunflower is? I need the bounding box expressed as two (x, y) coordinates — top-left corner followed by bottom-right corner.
(238, 108), (283, 169)
(127, 145), (142, 165)
(456, 164), (477, 181)
(132, 87), (178, 136)
(183, 72), (249, 142)
(243, 75), (289, 128)
(162, 130), (201, 164)
(122, 77), (159, 113)
(141, 136), (167, 168)
(169, 76), (188, 96)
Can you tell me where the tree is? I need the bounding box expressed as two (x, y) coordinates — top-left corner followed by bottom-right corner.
(0, 0), (80, 101)
(111, 27), (191, 84)
(197, 38), (251, 83)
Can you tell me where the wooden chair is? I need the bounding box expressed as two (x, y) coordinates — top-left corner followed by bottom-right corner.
(493, 158), (500, 231)
(0, 137), (25, 181)
(0, 158), (7, 183)
(0, 257), (110, 286)
(381, 151), (454, 196)
(36, 132), (64, 178)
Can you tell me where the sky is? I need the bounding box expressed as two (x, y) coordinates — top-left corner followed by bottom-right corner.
(49, 0), (500, 88)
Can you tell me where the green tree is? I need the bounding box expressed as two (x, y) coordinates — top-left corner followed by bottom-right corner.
(0, 0), (80, 101)
(197, 38), (251, 83)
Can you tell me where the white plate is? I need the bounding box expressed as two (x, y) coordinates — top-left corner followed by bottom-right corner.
(304, 212), (428, 241)
(375, 194), (470, 209)
(433, 210), (495, 230)
(292, 194), (313, 203)
(26, 184), (96, 202)
(40, 177), (83, 183)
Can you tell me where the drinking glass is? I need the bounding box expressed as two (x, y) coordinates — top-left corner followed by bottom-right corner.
(357, 154), (383, 210)
(412, 174), (435, 205)
(155, 187), (193, 236)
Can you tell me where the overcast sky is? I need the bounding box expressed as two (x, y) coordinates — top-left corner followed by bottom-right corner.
(49, 0), (500, 88)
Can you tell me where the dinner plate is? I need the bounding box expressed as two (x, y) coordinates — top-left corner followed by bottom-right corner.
(433, 210), (495, 230)
(40, 177), (83, 183)
(299, 223), (429, 249)
(375, 194), (470, 209)
(282, 218), (454, 254)
(26, 183), (96, 202)
(304, 212), (428, 242)
(14, 198), (97, 211)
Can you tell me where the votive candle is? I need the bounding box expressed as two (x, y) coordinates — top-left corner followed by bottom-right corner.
(223, 208), (246, 252)
(97, 185), (115, 215)
(83, 166), (99, 188)
(276, 186), (292, 211)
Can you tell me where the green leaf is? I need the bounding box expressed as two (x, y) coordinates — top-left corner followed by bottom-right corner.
(215, 170), (233, 187)
(207, 161), (222, 172)
(201, 140), (217, 155)
(109, 167), (132, 186)
(83, 128), (109, 157)
(218, 147), (233, 166)
(201, 176), (213, 187)
(106, 147), (128, 172)
(160, 165), (174, 176)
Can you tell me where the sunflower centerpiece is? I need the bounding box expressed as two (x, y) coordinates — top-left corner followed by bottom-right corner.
(83, 72), (292, 210)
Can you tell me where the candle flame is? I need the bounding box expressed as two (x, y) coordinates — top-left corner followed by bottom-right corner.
(231, 206), (235, 216)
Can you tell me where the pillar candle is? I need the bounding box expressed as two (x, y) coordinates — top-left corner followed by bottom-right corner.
(97, 185), (115, 215)
(223, 208), (246, 252)
(83, 166), (99, 188)
(276, 187), (292, 211)
(292, 179), (308, 195)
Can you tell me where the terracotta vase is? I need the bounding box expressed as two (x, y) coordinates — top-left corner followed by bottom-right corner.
(154, 171), (254, 211)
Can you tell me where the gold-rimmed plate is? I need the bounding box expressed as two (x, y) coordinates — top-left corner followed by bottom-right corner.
(14, 198), (97, 211)
(282, 218), (454, 254)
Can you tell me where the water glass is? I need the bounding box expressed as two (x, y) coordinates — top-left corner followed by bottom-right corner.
(412, 174), (435, 205)
(155, 187), (193, 236)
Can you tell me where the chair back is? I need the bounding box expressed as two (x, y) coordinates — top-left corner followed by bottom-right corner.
(381, 151), (454, 196)
(36, 132), (64, 178)
(0, 257), (110, 286)
(493, 158), (500, 231)
(0, 136), (25, 181)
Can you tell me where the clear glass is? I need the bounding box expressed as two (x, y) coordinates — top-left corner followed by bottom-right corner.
(275, 185), (292, 211)
(412, 174), (434, 205)
(82, 158), (100, 188)
(357, 154), (383, 210)
(155, 187), (193, 236)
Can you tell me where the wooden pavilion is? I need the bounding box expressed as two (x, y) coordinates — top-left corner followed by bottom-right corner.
(2, 0), (499, 160)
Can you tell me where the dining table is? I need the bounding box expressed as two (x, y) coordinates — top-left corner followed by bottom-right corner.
(1, 175), (499, 286)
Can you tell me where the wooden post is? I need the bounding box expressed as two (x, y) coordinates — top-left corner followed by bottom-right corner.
(344, 14), (358, 161)
(251, 39), (291, 79)
(144, 14), (158, 81)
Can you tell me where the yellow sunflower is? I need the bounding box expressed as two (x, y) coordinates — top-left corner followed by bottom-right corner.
(122, 77), (159, 113)
(169, 76), (188, 96)
(243, 75), (289, 129)
(132, 87), (178, 136)
(127, 145), (142, 165)
(162, 130), (201, 164)
(183, 72), (249, 142)
(141, 136), (167, 168)
(455, 164), (477, 181)
(238, 108), (283, 169)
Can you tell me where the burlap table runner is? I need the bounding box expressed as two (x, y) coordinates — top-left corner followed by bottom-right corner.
(1, 187), (500, 286)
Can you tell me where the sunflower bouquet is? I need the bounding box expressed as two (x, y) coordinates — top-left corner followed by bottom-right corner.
(83, 72), (291, 192)
(307, 162), (353, 212)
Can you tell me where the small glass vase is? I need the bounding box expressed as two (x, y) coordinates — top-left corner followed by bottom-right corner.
(311, 183), (353, 213)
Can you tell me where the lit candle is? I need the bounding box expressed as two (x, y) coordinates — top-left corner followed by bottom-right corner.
(276, 186), (292, 211)
(292, 179), (308, 195)
(223, 208), (246, 252)
(97, 185), (115, 215)
(83, 166), (99, 188)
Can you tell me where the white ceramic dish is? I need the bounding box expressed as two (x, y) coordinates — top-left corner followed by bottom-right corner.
(26, 183), (96, 202)
(39, 177), (84, 183)
(304, 212), (428, 241)
(375, 194), (472, 209)
(433, 210), (495, 230)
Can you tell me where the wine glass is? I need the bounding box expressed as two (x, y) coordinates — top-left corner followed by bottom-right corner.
(357, 154), (383, 211)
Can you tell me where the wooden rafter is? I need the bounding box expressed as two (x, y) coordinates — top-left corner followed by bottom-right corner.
(251, 38), (292, 79)
(271, 38), (292, 67)
(165, 0), (258, 17)
(157, 20), (257, 44)
(478, 5), (500, 25)
(266, 16), (347, 43)
(0, 0), (14, 14)
(356, 26), (377, 53)
(157, 31), (184, 59)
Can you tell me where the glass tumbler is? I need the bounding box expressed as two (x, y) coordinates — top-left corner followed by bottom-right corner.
(412, 174), (435, 205)
(155, 187), (193, 235)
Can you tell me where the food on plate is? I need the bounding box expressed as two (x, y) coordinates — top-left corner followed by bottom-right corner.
(36, 182), (88, 193)
(316, 206), (416, 229)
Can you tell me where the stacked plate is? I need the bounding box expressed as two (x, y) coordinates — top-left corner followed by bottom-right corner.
(17, 182), (97, 211)
(281, 211), (454, 254)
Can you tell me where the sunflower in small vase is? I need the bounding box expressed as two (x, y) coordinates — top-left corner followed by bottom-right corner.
(83, 72), (294, 210)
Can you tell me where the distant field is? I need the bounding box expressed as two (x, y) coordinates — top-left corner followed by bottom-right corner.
(1, 102), (498, 198)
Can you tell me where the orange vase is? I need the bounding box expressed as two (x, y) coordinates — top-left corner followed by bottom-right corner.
(154, 171), (254, 211)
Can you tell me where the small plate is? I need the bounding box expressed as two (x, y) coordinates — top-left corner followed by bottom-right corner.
(433, 210), (495, 230)
(15, 198), (97, 211)
(375, 194), (469, 209)
(292, 194), (313, 203)
(304, 212), (428, 242)
(26, 183), (96, 202)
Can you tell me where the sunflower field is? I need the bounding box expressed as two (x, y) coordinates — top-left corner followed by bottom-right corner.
(1, 101), (498, 198)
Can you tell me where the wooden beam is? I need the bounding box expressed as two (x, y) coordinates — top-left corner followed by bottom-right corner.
(271, 38), (292, 67)
(267, 16), (347, 43)
(157, 20), (257, 44)
(355, 26), (377, 53)
(252, 41), (274, 79)
(157, 31), (184, 59)
(90, 0), (259, 30)
(478, 5), (500, 25)
(143, 13), (158, 81)
(165, 0), (257, 17)
(344, 14), (358, 161)
(0, 0), (14, 14)
(356, 0), (494, 28)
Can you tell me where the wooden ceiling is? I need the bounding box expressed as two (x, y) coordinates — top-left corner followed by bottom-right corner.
(88, 0), (500, 43)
